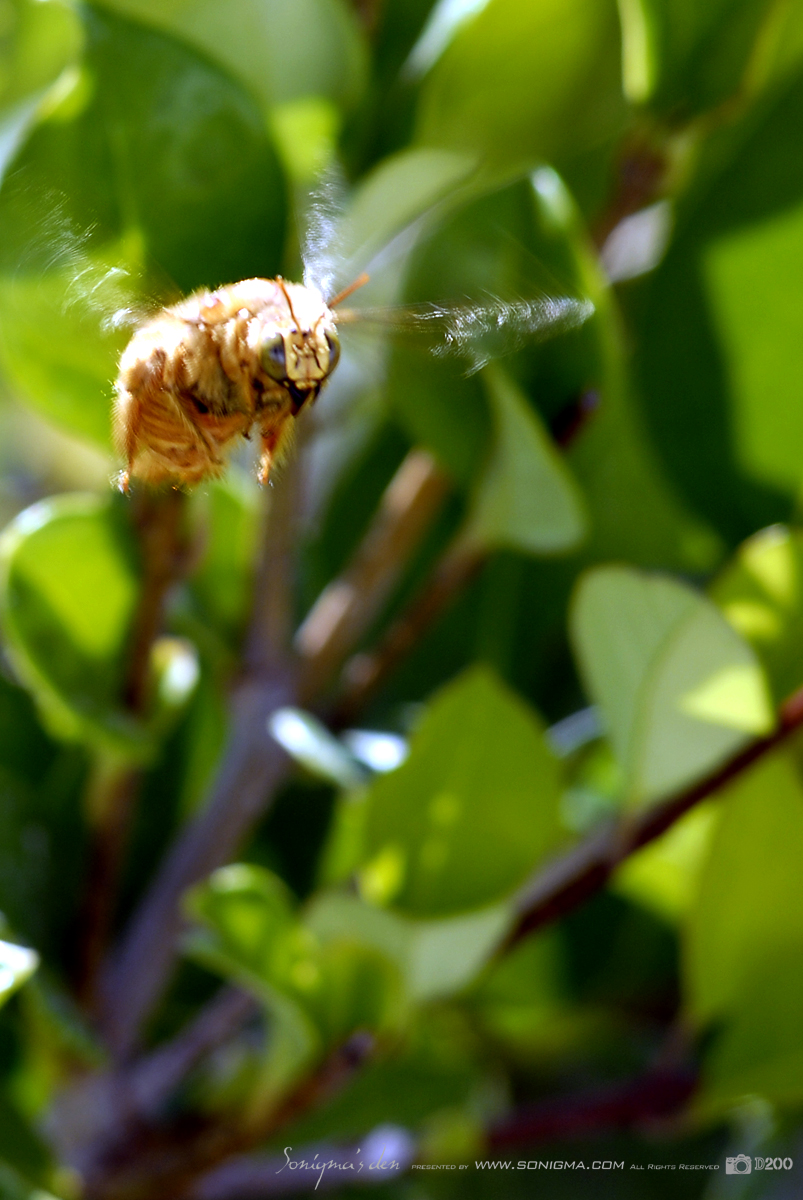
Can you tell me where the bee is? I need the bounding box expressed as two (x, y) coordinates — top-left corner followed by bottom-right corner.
(113, 274), (366, 490)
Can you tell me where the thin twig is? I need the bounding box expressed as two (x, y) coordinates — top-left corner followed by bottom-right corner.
(332, 533), (485, 727)
(295, 448), (450, 703)
(506, 681), (803, 948)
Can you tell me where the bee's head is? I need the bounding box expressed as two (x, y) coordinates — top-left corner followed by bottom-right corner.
(257, 281), (340, 411)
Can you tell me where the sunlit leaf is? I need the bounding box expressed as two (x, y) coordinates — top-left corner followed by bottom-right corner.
(711, 524), (803, 702)
(306, 891), (511, 1000)
(684, 750), (803, 1023)
(355, 665), (563, 916)
(571, 566), (774, 804)
(415, 0), (627, 174)
(0, 494), (148, 755)
(185, 864), (404, 1051)
(100, 0), (369, 112)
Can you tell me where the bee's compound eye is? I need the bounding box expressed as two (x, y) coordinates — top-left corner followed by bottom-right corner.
(260, 331), (287, 380)
(325, 329), (340, 372)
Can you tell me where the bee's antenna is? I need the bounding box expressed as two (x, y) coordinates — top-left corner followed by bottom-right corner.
(328, 272), (370, 310)
(276, 276), (301, 328)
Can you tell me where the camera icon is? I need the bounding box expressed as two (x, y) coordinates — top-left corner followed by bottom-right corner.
(726, 1155), (752, 1175)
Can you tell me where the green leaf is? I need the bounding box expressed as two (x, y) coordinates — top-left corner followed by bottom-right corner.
(0, 939), (37, 1008)
(0, 0), (81, 117)
(619, 0), (786, 113)
(324, 146), (476, 294)
(466, 365), (587, 555)
(684, 750), (803, 1023)
(613, 800), (721, 922)
(306, 891), (511, 1001)
(99, 0), (369, 111)
(0, 493), (150, 756)
(699, 201), (803, 495)
(0, 4), (286, 449)
(356, 665), (563, 916)
(700, 954), (803, 1109)
(711, 524), (803, 702)
(189, 475), (259, 643)
(415, 0), (627, 174)
(571, 566), (774, 805)
(185, 865), (404, 1051)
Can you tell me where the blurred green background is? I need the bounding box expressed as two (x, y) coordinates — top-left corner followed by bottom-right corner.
(0, 0), (803, 1196)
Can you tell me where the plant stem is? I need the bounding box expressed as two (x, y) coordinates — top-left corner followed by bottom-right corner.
(506, 681), (803, 948)
(74, 487), (187, 1007)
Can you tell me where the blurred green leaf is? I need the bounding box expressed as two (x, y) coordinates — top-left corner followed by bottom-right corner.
(700, 953), (803, 1109)
(356, 665), (563, 916)
(100, 0), (369, 112)
(571, 566), (774, 805)
(185, 864), (404, 1052)
(613, 800), (721, 922)
(189, 475), (259, 644)
(0, 493), (149, 756)
(619, 0), (785, 112)
(0, 4), (286, 449)
(684, 750), (803, 1023)
(466, 365), (587, 555)
(324, 145), (476, 293)
(306, 891), (510, 1000)
(0, 0), (81, 117)
(415, 0), (627, 174)
(700, 201), (803, 495)
(712, 524), (803, 702)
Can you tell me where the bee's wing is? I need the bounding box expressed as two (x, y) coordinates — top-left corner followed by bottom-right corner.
(335, 292), (595, 372)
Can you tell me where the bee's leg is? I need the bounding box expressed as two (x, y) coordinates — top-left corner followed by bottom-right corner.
(257, 423), (285, 486)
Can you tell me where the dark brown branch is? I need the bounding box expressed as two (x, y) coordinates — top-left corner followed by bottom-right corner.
(95, 450), (450, 1060)
(96, 672), (295, 1060)
(506, 681), (803, 949)
(332, 533), (485, 727)
(75, 487), (187, 1007)
(487, 1068), (697, 1148)
(295, 448), (450, 703)
(80, 1034), (377, 1200)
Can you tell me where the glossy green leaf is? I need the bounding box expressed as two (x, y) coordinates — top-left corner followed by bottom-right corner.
(415, 0), (627, 174)
(0, 938), (37, 1008)
(571, 566), (774, 804)
(684, 751), (803, 1023)
(0, 4), (286, 448)
(355, 665), (563, 917)
(466, 365), (587, 555)
(712, 524), (803, 702)
(100, 0), (369, 111)
(0, 494), (149, 756)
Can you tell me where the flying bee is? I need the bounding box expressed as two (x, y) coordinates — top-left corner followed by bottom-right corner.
(113, 259), (594, 491)
(113, 273), (366, 490)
